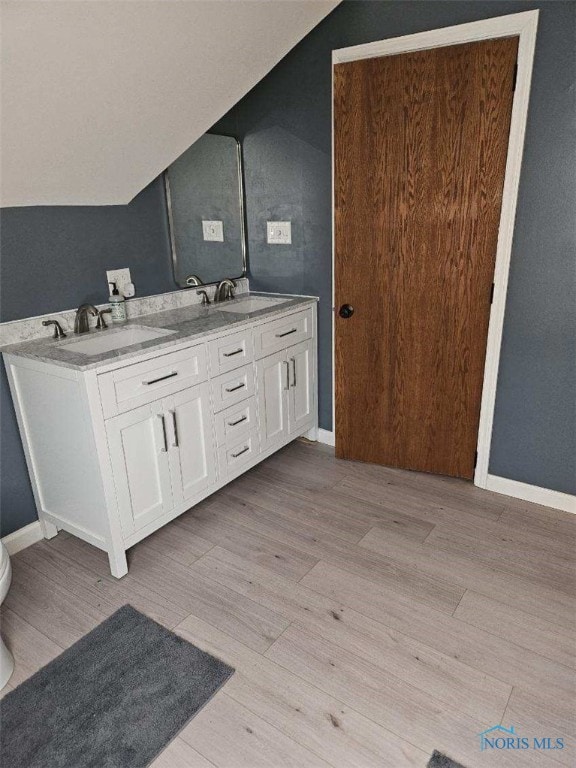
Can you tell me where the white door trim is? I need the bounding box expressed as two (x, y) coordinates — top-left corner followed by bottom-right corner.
(331, 10), (539, 490)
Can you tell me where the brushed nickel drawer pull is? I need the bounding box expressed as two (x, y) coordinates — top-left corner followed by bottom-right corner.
(225, 382), (245, 393)
(171, 410), (179, 448)
(276, 328), (297, 338)
(290, 357), (297, 387)
(223, 348), (243, 357)
(228, 415), (248, 427)
(284, 360), (290, 390)
(143, 371), (178, 386)
(158, 414), (168, 452)
(231, 445), (250, 458)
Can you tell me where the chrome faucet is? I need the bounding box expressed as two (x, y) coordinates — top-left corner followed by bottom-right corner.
(74, 304), (99, 334)
(214, 279), (236, 303)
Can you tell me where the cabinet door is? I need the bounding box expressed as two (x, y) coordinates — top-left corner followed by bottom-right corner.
(256, 350), (289, 451)
(106, 403), (173, 536)
(167, 383), (216, 505)
(287, 339), (315, 435)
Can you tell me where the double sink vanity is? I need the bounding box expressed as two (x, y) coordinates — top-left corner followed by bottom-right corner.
(2, 292), (318, 576)
(2, 132), (319, 577)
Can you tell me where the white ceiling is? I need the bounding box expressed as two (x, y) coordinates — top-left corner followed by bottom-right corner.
(0, 1), (338, 207)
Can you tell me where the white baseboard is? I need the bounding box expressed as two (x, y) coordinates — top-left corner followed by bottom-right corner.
(317, 428), (335, 447)
(1, 521), (43, 555)
(307, 437), (574, 514)
(485, 474), (576, 514)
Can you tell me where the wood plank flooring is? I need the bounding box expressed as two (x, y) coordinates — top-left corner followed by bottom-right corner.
(1, 441), (574, 768)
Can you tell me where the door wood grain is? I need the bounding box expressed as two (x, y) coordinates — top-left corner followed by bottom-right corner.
(334, 38), (518, 478)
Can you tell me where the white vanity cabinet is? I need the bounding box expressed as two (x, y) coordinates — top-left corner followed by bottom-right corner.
(288, 339), (315, 435)
(4, 300), (317, 578)
(169, 384), (217, 504)
(256, 339), (315, 451)
(106, 382), (216, 538)
(106, 401), (175, 536)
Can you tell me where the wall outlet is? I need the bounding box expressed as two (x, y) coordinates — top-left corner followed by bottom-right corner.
(202, 220), (224, 242)
(267, 221), (291, 245)
(106, 268), (132, 297)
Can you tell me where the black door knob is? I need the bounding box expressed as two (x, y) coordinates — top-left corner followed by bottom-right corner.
(339, 304), (354, 319)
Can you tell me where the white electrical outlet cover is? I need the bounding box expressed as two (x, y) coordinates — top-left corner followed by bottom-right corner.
(202, 220), (224, 242)
(267, 221), (291, 245)
(106, 268), (132, 296)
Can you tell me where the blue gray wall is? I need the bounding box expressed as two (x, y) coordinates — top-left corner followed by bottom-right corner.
(1, 1), (574, 538)
(0, 178), (175, 536)
(0, 178), (173, 322)
(216, 0), (576, 495)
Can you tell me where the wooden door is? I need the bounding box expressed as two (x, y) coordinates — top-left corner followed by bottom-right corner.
(257, 350), (289, 451)
(288, 339), (315, 435)
(167, 383), (216, 505)
(106, 402), (173, 535)
(334, 38), (517, 478)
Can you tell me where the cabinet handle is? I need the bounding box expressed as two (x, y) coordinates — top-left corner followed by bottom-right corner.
(231, 445), (250, 458)
(158, 414), (168, 452)
(276, 328), (297, 338)
(223, 348), (243, 358)
(143, 371), (177, 386)
(225, 382), (245, 393)
(284, 361), (290, 390)
(228, 415), (247, 427)
(290, 357), (297, 387)
(171, 410), (179, 448)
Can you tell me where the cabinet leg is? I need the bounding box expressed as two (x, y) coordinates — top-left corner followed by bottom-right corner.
(107, 547), (128, 579)
(40, 518), (58, 540)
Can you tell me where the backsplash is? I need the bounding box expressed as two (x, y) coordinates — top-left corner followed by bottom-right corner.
(0, 278), (248, 347)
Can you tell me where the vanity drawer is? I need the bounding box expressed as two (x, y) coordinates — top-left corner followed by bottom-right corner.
(210, 364), (255, 413)
(214, 397), (257, 446)
(208, 329), (254, 376)
(254, 308), (313, 359)
(218, 429), (260, 479)
(99, 344), (207, 418)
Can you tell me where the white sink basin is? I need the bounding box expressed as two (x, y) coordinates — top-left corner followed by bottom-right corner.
(63, 326), (176, 356)
(217, 296), (290, 314)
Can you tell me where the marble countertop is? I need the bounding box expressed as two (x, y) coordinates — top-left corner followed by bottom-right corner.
(1, 293), (317, 372)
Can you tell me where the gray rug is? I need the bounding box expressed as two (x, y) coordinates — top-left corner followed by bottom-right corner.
(428, 750), (467, 768)
(0, 605), (234, 768)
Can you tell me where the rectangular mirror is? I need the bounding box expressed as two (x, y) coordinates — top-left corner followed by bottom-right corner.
(165, 133), (247, 287)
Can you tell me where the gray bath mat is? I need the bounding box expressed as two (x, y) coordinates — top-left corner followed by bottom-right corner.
(428, 750), (467, 768)
(0, 604), (234, 768)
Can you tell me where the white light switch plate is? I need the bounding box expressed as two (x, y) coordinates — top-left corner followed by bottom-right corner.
(267, 221), (291, 245)
(202, 220), (224, 242)
(106, 268), (132, 297)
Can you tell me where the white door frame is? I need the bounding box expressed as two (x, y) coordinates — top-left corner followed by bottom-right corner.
(331, 10), (539, 488)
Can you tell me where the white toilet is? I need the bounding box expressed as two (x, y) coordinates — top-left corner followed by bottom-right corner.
(0, 541), (14, 690)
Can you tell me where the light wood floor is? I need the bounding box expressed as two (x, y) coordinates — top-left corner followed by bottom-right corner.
(2, 441), (575, 767)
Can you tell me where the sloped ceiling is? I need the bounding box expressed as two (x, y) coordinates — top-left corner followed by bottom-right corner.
(0, 0), (338, 207)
